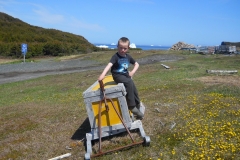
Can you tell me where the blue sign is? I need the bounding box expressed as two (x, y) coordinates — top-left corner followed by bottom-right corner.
(21, 43), (28, 55)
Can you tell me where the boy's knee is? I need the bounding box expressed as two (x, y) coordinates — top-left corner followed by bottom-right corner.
(128, 105), (135, 110)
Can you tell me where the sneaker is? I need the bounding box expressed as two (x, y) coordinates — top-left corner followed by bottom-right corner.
(139, 102), (145, 114)
(136, 116), (144, 120)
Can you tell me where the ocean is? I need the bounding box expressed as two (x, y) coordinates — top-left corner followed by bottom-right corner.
(94, 43), (171, 50)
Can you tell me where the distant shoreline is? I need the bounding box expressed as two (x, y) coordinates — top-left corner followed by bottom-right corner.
(94, 43), (171, 50)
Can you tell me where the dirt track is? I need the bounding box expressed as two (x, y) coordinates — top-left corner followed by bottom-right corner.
(0, 55), (184, 84)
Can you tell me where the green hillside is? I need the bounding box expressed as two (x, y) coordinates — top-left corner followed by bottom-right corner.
(0, 12), (101, 58)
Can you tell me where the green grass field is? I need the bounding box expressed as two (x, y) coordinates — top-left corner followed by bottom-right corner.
(0, 50), (240, 160)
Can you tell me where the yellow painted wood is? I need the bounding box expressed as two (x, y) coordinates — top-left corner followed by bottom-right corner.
(91, 75), (117, 91)
(92, 98), (122, 127)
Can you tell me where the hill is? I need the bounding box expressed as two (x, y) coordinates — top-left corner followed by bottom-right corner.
(0, 12), (100, 58)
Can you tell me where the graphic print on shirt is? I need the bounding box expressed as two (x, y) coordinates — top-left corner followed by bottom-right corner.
(114, 58), (129, 73)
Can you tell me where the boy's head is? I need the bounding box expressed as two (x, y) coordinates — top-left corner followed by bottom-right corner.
(117, 37), (130, 55)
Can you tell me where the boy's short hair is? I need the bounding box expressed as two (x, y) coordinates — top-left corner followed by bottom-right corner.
(118, 37), (130, 46)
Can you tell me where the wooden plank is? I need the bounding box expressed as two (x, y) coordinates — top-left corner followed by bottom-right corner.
(48, 153), (71, 160)
(161, 64), (170, 69)
(206, 70), (238, 74)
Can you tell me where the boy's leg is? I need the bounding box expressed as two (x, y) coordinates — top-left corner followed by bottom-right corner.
(128, 80), (143, 119)
(113, 74), (136, 106)
(113, 74), (143, 120)
(132, 82), (140, 107)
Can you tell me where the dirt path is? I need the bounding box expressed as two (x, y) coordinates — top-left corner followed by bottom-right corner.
(0, 55), (184, 84)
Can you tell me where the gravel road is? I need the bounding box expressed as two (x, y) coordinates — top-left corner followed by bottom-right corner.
(0, 54), (184, 84)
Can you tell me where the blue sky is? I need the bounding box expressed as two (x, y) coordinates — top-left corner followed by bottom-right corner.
(0, 0), (239, 46)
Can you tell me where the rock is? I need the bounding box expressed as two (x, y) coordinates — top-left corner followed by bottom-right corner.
(170, 41), (195, 50)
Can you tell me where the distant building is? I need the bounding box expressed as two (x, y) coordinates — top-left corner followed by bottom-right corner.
(195, 41), (239, 54)
(216, 45), (236, 54)
(196, 46), (215, 54)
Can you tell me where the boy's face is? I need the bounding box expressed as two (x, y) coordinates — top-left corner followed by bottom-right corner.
(117, 41), (129, 56)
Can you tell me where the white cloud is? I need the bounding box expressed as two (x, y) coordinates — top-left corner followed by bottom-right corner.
(0, 0), (13, 5)
(69, 17), (104, 31)
(33, 8), (64, 24)
(0, 1), (104, 32)
(0, 0), (19, 15)
(25, 2), (104, 31)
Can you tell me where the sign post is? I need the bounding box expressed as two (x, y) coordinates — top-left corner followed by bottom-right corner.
(21, 43), (27, 63)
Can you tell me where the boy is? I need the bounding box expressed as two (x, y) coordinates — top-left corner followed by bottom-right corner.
(98, 37), (144, 120)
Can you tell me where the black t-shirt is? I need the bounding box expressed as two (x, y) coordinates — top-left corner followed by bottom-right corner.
(110, 52), (136, 76)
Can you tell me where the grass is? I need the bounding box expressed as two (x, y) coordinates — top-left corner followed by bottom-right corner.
(0, 51), (240, 159)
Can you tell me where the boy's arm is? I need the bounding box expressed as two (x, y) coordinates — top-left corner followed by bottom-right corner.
(98, 62), (113, 81)
(129, 62), (139, 77)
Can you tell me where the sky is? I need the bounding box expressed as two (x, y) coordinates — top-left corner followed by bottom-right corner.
(0, 0), (239, 46)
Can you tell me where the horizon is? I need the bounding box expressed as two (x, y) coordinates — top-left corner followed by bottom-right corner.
(93, 42), (171, 46)
(1, 0), (239, 46)
(92, 42), (226, 47)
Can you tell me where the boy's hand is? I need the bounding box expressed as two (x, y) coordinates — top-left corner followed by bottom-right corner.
(98, 75), (105, 81)
(129, 62), (139, 77)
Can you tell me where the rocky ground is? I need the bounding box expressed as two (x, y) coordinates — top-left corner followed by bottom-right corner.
(0, 54), (184, 84)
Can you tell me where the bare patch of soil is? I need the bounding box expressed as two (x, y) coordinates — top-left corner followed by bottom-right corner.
(0, 58), (18, 64)
(194, 75), (240, 87)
